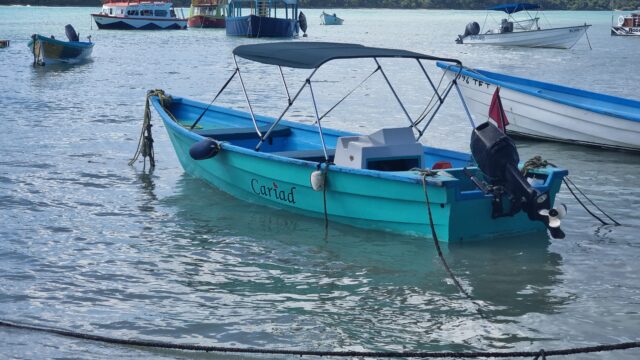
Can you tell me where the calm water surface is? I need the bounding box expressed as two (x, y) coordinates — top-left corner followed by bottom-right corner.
(1, 6), (639, 359)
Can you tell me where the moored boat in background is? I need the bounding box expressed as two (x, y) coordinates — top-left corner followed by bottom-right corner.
(0, 39), (9, 48)
(188, 0), (226, 28)
(456, 3), (590, 49)
(320, 11), (343, 25)
(225, 0), (303, 37)
(92, 0), (187, 30)
(611, 12), (640, 35)
(438, 62), (640, 152)
(28, 25), (94, 66)
(143, 42), (569, 242)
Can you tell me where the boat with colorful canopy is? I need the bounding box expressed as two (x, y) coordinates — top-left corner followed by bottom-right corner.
(91, 0), (187, 30)
(456, 3), (590, 49)
(225, 0), (305, 37)
(188, 0), (226, 28)
(611, 11), (640, 36)
(141, 42), (568, 242)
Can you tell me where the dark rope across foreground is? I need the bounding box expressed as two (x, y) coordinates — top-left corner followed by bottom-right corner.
(1, 320), (638, 358)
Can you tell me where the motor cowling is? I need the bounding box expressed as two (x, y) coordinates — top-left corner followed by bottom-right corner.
(470, 122), (565, 239)
(65, 24), (79, 42)
(463, 22), (480, 37)
(298, 11), (308, 35)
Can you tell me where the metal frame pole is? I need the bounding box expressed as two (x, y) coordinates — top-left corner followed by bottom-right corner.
(416, 82), (455, 140)
(278, 66), (292, 104)
(234, 55), (262, 137)
(307, 80), (330, 161)
(454, 80), (476, 128)
(255, 68), (319, 151)
(416, 59), (443, 104)
(373, 58), (415, 129)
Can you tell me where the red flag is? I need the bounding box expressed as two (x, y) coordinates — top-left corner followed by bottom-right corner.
(488, 87), (509, 131)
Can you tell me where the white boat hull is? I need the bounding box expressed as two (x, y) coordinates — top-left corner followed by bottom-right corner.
(611, 26), (640, 36)
(441, 69), (640, 151)
(460, 25), (590, 49)
(92, 14), (187, 30)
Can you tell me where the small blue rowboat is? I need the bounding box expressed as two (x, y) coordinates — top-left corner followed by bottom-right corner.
(28, 25), (93, 66)
(437, 62), (640, 152)
(320, 11), (343, 25)
(143, 42), (568, 242)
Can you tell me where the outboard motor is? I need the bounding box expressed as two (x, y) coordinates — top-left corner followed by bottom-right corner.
(65, 24), (79, 42)
(456, 21), (480, 43)
(298, 11), (308, 37)
(470, 122), (565, 239)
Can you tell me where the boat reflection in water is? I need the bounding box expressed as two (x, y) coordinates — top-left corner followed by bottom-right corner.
(155, 173), (569, 320)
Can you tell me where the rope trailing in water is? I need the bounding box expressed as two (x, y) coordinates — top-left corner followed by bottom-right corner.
(522, 156), (620, 226)
(419, 170), (484, 318)
(1, 319), (638, 358)
(129, 89), (172, 170)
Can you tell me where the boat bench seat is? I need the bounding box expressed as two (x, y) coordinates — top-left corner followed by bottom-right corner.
(270, 148), (336, 162)
(194, 124), (291, 141)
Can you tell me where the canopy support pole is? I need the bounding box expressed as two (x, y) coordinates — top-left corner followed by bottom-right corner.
(416, 82), (455, 140)
(234, 55), (262, 138)
(373, 58), (416, 132)
(255, 68), (319, 151)
(454, 80), (476, 128)
(417, 59), (443, 104)
(278, 66), (292, 104)
(189, 68), (238, 130)
(307, 80), (330, 162)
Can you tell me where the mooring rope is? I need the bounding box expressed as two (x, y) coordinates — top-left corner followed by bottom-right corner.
(419, 170), (485, 318)
(522, 156), (620, 226)
(129, 89), (172, 170)
(1, 319), (638, 358)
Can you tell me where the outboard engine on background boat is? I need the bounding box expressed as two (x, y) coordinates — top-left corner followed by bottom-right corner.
(470, 122), (566, 239)
(65, 24), (79, 42)
(298, 11), (308, 37)
(456, 21), (480, 43)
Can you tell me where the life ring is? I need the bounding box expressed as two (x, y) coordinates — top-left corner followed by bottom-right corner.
(618, 15), (626, 26)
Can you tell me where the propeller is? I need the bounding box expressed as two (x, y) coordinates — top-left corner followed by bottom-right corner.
(538, 203), (567, 239)
(539, 203), (567, 228)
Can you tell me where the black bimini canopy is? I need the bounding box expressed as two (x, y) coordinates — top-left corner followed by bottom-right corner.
(232, 42), (462, 69)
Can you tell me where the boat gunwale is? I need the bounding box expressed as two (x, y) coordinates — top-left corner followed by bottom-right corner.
(152, 96), (566, 193)
(437, 62), (640, 123)
(462, 24), (591, 39)
(31, 34), (94, 49)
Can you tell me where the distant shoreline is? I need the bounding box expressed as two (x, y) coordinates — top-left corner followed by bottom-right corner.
(0, 0), (637, 11)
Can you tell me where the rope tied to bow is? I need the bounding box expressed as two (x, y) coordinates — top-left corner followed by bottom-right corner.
(129, 89), (173, 170)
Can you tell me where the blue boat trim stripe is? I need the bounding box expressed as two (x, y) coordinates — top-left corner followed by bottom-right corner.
(437, 62), (640, 123)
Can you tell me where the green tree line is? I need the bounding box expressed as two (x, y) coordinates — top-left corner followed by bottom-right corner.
(1, 0), (639, 10)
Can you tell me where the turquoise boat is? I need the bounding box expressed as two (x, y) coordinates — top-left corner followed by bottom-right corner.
(28, 25), (93, 66)
(146, 42), (568, 242)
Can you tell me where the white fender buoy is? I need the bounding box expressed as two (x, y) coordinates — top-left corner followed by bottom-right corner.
(310, 170), (325, 191)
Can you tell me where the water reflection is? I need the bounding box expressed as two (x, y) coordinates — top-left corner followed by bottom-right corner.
(156, 174), (570, 322)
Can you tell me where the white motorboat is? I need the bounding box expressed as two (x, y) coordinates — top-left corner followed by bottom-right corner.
(456, 3), (590, 49)
(91, 0), (187, 30)
(611, 12), (640, 36)
(438, 62), (640, 152)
